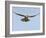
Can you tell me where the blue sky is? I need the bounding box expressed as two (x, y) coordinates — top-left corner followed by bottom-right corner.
(12, 7), (40, 31)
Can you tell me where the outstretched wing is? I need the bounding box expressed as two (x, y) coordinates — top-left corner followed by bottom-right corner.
(28, 13), (40, 17)
(14, 13), (26, 17)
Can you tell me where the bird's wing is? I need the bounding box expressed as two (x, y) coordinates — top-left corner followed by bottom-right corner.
(14, 13), (26, 17)
(28, 13), (40, 17)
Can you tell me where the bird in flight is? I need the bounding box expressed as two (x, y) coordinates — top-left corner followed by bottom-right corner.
(14, 12), (40, 22)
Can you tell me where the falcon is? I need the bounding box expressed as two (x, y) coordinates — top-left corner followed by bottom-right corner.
(14, 12), (39, 22)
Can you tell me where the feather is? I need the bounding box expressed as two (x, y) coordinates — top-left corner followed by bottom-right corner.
(14, 12), (39, 18)
(28, 13), (40, 17)
(14, 13), (26, 17)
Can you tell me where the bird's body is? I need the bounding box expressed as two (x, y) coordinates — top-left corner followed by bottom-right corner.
(14, 12), (39, 22)
(21, 16), (30, 22)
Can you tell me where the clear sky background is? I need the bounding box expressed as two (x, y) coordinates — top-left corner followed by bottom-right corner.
(12, 7), (40, 31)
